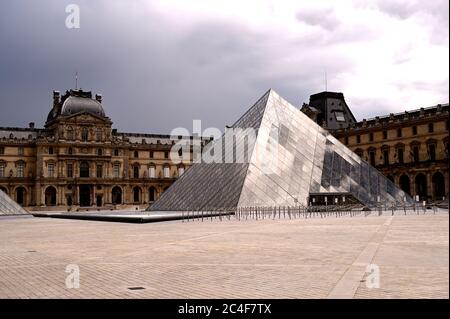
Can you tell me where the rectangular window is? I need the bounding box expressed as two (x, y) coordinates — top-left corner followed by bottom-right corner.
(356, 135), (361, 144)
(149, 151), (154, 158)
(48, 163), (54, 177)
(397, 128), (402, 138)
(369, 133), (373, 142)
(383, 150), (389, 166)
(334, 111), (346, 122)
(18, 147), (24, 156)
(133, 166), (139, 179)
(96, 165), (103, 178)
(113, 164), (120, 178)
(67, 163), (73, 178)
(344, 137), (348, 145)
(0, 164), (4, 178)
(383, 130), (387, 139)
(149, 166), (155, 178)
(96, 129), (102, 141)
(397, 149), (404, 164)
(17, 163), (24, 177)
(0, 147), (4, 155)
(429, 144), (436, 161)
(428, 123), (434, 133)
(164, 166), (170, 178)
(164, 151), (169, 159)
(412, 126), (417, 135)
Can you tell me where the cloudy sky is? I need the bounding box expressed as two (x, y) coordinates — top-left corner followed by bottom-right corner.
(0, 0), (448, 134)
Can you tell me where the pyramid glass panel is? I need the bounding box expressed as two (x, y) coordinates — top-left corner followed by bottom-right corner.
(149, 90), (414, 211)
(0, 189), (29, 216)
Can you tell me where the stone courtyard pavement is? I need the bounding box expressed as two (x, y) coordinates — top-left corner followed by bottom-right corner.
(0, 213), (448, 299)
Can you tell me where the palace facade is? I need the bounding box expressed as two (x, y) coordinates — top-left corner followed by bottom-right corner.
(0, 89), (211, 211)
(302, 92), (449, 202)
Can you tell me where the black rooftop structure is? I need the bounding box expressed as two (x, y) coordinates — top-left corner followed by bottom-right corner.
(308, 91), (357, 131)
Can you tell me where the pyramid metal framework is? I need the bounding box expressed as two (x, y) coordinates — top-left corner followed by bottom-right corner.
(0, 189), (29, 216)
(149, 90), (413, 211)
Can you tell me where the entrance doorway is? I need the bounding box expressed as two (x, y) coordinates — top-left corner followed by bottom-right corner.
(96, 195), (102, 207)
(79, 185), (91, 207)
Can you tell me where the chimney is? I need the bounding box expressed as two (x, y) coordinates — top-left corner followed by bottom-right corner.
(95, 94), (102, 103)
(29, 122), (35, 129)
(53, 90), (60, 107)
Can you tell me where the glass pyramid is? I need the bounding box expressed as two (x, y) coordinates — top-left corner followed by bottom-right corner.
(0, 189), (29, 216)
(149, 89), (413, 211)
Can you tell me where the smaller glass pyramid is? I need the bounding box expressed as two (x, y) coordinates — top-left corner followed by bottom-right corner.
(149, 90), (413, 211)
(0, 189), (29, 216)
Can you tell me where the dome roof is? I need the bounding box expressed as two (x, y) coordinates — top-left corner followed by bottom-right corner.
(61, 96), (106, 117)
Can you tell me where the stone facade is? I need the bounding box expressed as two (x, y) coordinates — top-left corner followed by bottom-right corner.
(302, 92), (449, 202)
(0, 89), (211, 211)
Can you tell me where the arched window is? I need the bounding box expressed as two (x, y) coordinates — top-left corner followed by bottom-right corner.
(80, 162), (90, 178)
(134, 150), (139, 158)
(112, 186), (122, 205)
(432, 172), (446, 199)
(0, 186), (8, 194)
(81, 127), (89, 141)
(15, 187), (26, 206)
(44, 186), (57, 206)
(48, 147), (54, 155)
(399, 175), (411, 196)
(415, 174), (427, 201)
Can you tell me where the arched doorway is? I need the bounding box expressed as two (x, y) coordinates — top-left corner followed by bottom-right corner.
(112, 186), (122, 205)
(44, 186), (57, 206)
(432, 172), (446, 200)
(415, 174), (427, 201)
(0, 186), (7, 195)
(399, 174), (411, 196)
(133, 186), (141, 203)
(15, 187), (26, 206)
(149, 187), (157, 202)
(79, 185), (91, 207)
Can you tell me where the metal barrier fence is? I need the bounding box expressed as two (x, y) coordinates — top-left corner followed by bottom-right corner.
(179, 203), (447, 222)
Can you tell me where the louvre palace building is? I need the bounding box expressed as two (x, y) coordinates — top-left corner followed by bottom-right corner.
(0, 88), (448, 211)
(0, 89), (212, 211)
(302, 92), (448, 203)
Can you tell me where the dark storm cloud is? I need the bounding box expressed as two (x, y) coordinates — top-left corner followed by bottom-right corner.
(0, 0), (448, 133)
